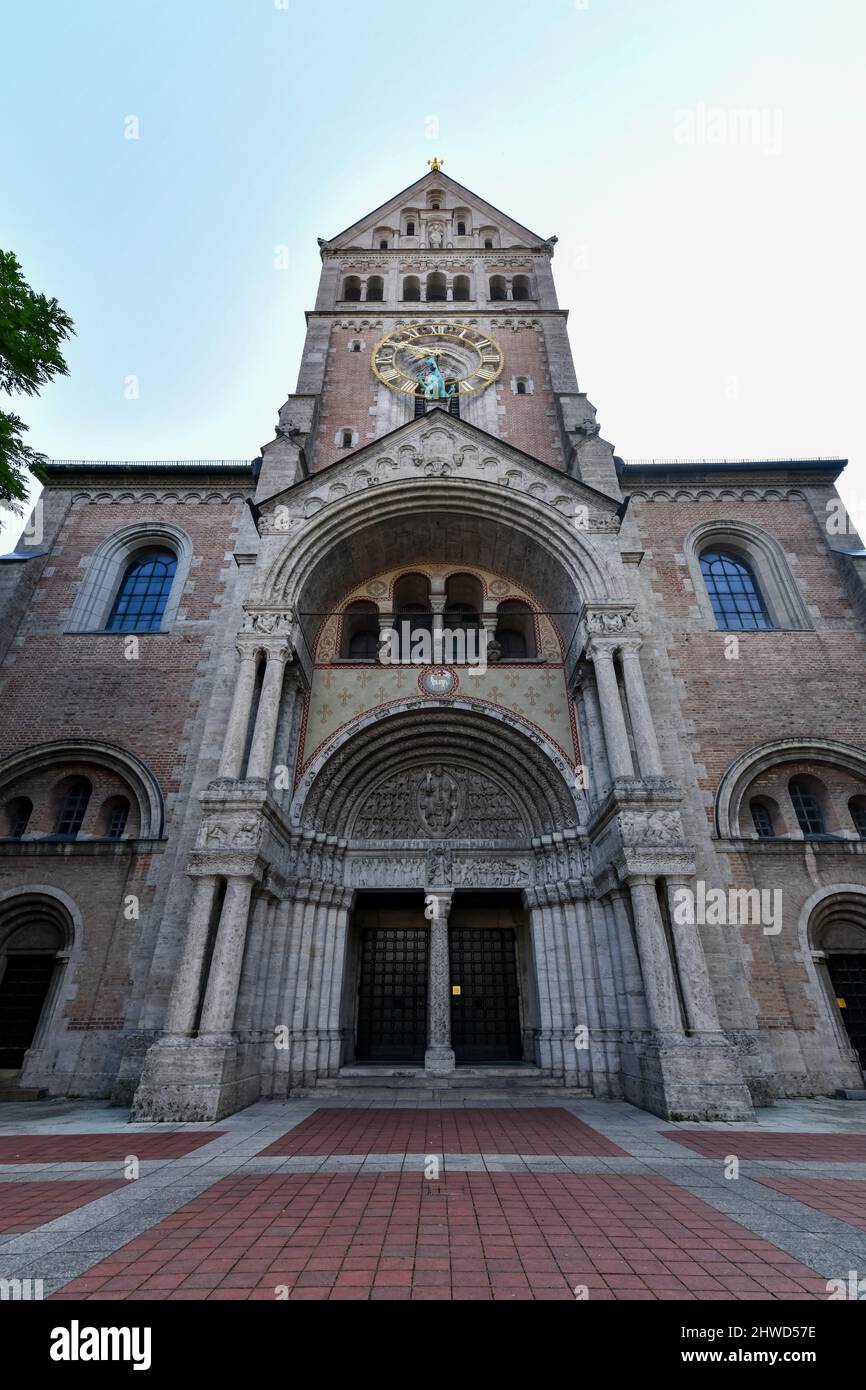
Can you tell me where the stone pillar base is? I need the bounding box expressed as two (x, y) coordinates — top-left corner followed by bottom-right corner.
(130, 1036), (260, 1122)
(424, 1045), (456, 1075)
(620, 1033), (755, 1122)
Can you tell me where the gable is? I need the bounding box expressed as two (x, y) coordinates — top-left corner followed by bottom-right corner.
(256, 410), (621, 530)
(323, 169), (547, 251)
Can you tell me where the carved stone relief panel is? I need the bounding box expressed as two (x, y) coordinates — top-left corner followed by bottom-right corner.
(352, 766), (524, 841)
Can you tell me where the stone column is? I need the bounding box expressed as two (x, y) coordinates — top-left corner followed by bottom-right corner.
(430, 596), (446, 663)
(162, 875), (221, 1037)
(627, 876), (683, 1034)
(664, 877), (722, 1033)
(246, 649), (290, 781)
(559, 891), (594, 1086)
(377, 611), (394, 663)
(217, 650), (259, 780)
(589, 641), (635, 780)
(319, 889), (352, 1077)
(573, 662), (611, 801)
(608, 889), (649, 1029)
(198, 875), (255, 1037)
(235, 894), (273, 1037)
(527, 891), (555, 1071)
(619, 642), (664, 778)
(424, 891), (455, 1074)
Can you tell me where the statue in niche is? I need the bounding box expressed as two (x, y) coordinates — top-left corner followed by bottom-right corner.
(428, 224), (444, 248)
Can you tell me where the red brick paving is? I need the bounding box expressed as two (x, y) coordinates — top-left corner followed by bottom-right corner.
(661, 1130), (866, 1162)
(758, 1177), (866, 1232)
(0, 1180), (125, 1234)
(260, 1107), (626, 1157)
(50, 1171), (826, 1301)
(0, 1132), (224, 1164)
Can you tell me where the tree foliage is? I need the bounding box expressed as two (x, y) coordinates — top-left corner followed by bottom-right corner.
(0, 250), (75, 512)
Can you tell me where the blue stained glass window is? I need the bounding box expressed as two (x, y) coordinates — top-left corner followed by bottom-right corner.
(700, 551), (771, 631)
(106, 550), (177, 633)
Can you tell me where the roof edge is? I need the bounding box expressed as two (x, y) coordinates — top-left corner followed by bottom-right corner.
(617, 458), (846, 480)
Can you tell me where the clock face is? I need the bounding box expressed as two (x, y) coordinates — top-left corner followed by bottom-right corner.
(371, 321), (505, 398)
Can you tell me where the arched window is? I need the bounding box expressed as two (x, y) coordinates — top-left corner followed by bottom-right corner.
(789, 777), (827, 835)
(4, 796), (32, 839)
(351, 341), (362, 352)
(106, 549), (177, 633)
(489, 275), (507, 302)
(512, 275), (530, 301)
(515, 378), (527, 395)
(426, 271), (447, 302)
(495, 600), (535, 659)
(452, 275), (470, 301)
(342, 276), (361, 302)
(378, 239), (388, 250)
(341, 601), (379, 660)
(445, 574), (483, 635)
(402, 275), (421, 302)
(849, 796), (866, 837)
(394, 574), (432, 648)
(457, 221), (466, 236)
(99, 796), (130, 839)
(340, 429), (354, 449)
(405, 220), (415, 237)
(54, 777), (92, 837)
(699, 550), (771, 631)
(750, 799), (775, 838)
(484, 239), (493, 249)
(366, 275), (384, 302)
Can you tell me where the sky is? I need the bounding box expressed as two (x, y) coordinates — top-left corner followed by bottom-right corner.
(2, 0), (865, 546)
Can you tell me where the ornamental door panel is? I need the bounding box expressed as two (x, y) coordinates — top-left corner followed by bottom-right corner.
(827, 954), (866, 1068)
(0, 955), (56, 1069)
(449, 926), (522, 1063)
(355, 927), (428, 1062)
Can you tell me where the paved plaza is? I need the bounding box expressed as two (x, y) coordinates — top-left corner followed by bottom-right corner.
(2, 1097), (866, 1301)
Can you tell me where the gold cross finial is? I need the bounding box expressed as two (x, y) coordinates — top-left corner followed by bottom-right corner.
(427, 157), (444, 172)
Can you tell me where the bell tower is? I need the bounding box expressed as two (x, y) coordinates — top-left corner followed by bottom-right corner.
(256, 164), (620, 499)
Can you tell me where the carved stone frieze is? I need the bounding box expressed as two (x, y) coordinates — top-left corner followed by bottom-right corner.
(353, 767), (523, 841)
(585, 608), (639, 637)
(195, 817), (264, 851)
(241, 607), (294, 635)
(618, 810), (684, 847)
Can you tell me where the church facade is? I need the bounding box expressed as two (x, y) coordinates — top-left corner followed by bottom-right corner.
(1, 167), (865, 1122)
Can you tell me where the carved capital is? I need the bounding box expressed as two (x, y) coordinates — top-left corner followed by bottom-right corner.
(582, 605), (639, 641)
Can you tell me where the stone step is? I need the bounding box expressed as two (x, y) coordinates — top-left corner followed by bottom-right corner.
(0, 1088), (47, 1102)
(294, 1067), (591, 1100)
(836, 1089), (866, 1100)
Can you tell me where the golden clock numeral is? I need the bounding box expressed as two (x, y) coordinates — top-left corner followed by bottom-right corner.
(475, 338), (492, 349)
(379, 368), (399, 381)
(481, 352), (499, 363)
(399, 380), (419, 394)
(462, 379), (477, 393)
(476, 367), (497, 380)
